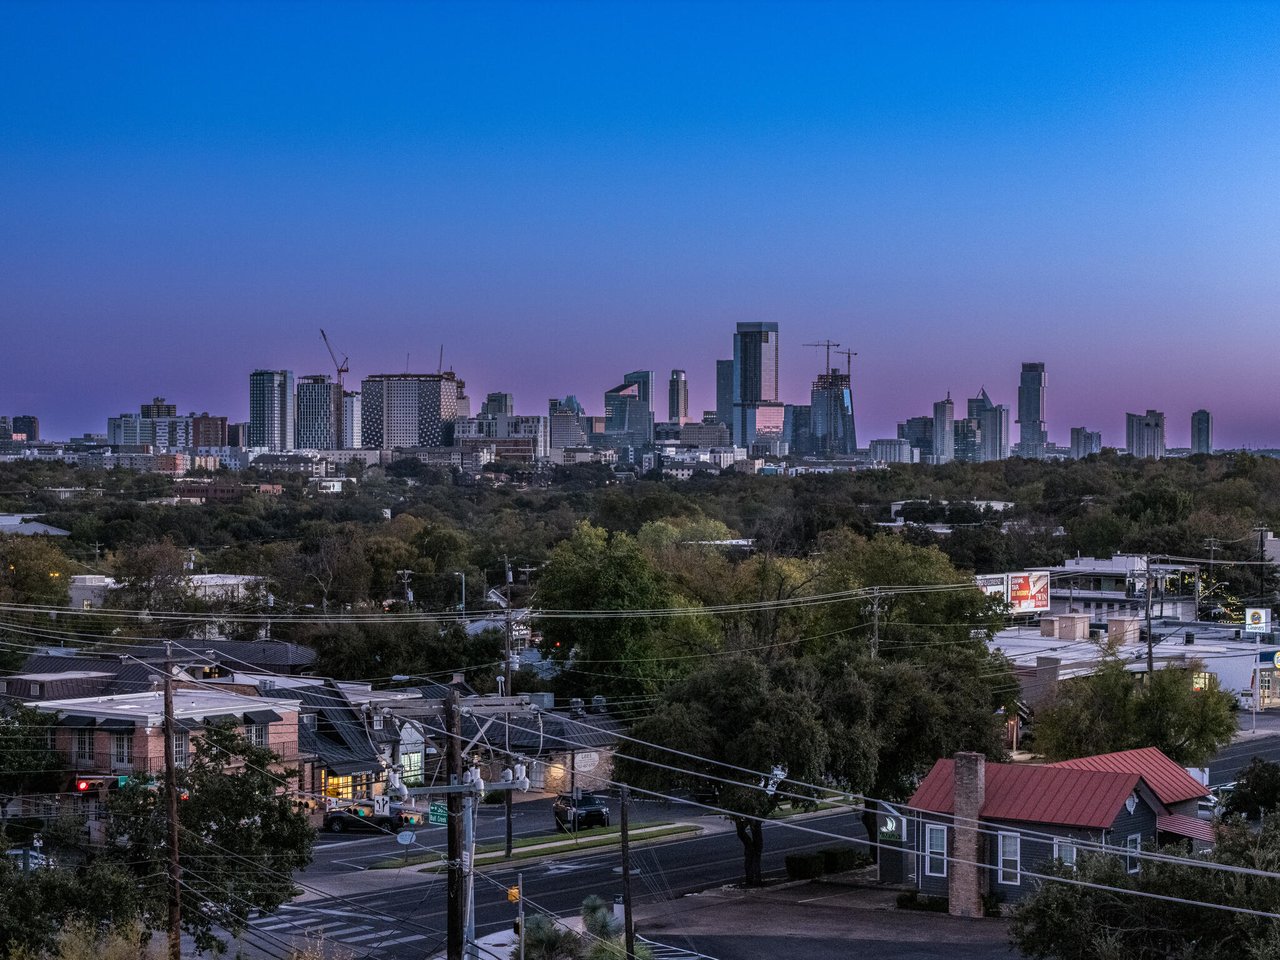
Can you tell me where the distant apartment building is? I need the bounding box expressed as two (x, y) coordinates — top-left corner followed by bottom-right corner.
(295, 374), (343, 449)
(12, 415), (39, 442)
(548, 397), (588, 450)
(784, 404), (812, 457)
(1070, 427), (1103, 459)
(668, 370), (689, 425)
(869, 438), (916, 463)
(139, 397), (176, 418)
(953, 417), (982, 463)
(898, 416), (934, 460)
(227, 422), (250, 447)
(481, 392), (514, 417)
(1015, 362), (1048, 459)
(249, 370), (296, 452)
(715, 359), (735, 439)
(1191, 409), (1213, 455)
(932, 395), (955, 465)
(455, 414), (550, 460)
(1126, 410), (1166, 459)
(191, 413), (228, 448)
(343, 393), (362, 449)
(360, 373), (466, 449)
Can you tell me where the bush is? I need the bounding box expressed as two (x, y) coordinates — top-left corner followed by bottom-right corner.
(896, 891), (948, 912)
(784, 852), (826, 880)
(820, 846), (867, 873)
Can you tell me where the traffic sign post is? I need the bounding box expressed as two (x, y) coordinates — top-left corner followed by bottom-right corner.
(429, 800), (448, 826)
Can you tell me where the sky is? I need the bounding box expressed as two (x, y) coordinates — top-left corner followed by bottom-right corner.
(2, 0), (1279, 448)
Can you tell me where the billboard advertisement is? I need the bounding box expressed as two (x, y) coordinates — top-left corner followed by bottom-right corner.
(976, 574), (1009, 602)
(1245, 608), (1272, 634)
(1008, 571), (1051, 615)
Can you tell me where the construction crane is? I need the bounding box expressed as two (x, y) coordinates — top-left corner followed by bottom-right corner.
(835, 347), (857, 379)
(803, 340), (841, 373)
(320, 329), (349, 392)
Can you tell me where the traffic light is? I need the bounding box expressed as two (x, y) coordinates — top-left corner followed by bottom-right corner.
(75, 777), (105, 796)
(507, 886), (520, 903)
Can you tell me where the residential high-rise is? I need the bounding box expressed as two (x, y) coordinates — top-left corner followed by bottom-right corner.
(296, 374), (343, 449)
(732, 322), (781, 451)
(1015, 362), (1047, 459)
(481, 392), (514, 417)
(343, 393), (362, 449)
(1070, 427), (1102, 459)
(715, 359), (734, 438)
(248, 370), (296, 452)
(668, 370), (689, 424)
(1126, 410), (1166, 459)
(932, 395), (955, 464)
(360, 372), (466, 449)
(968, 388), (1010, 462)
(784, 404), (813, 457)
(869, 438), (915, 464)
(1191, 409), (1213, 455)
(548, 397), (588, 449)
(191, 413), (228, 449)
(12, 415), (40, 442)
(140, 397), (177, 419)
(810, 368), (856, 456)
(953, 418), (982, 463)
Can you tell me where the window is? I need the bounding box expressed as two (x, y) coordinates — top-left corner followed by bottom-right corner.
(998, 832), (1021, 885)
(925, 824), (947, 877)
(372, 713), (384, 731)
(29, 682), (41, 698)
(112, 732), (133, 767)
(401, 751), (423, 783)
(172, 732), (189, 768)
(245, 724), (267, 747)
(1053, 838), (1077, 869)
(74, 729), (93, 763)
(1125, 834), (1141, 874)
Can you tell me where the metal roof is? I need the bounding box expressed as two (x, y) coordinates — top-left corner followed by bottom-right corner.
(1050, 748), (1209, 806)
(1157, 813), (1216, 844)
(909, 759), (1143, 829)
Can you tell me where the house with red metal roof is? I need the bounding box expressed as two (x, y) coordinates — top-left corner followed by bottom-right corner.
(893, 748), (1214, 916)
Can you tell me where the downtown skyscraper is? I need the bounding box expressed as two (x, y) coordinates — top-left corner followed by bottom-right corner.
(248, 369), (295, 452)
(1016, 362), (1048, 459)
(732, 322), (784, 453)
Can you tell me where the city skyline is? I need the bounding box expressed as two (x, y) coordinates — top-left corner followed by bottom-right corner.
(3, 2), (1278, 447)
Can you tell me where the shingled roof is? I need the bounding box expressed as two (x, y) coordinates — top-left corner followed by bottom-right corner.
(909, 759), (1144, 829)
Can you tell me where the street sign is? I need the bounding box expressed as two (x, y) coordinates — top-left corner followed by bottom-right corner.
(1246, 608), (1272, 634)
(429, 800), (448, 826)
(373, 795), (391, 817)
(396, 830), (416, 846)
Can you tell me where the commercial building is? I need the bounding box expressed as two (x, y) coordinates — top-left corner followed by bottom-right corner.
(548, 397), (588, 450)
(732, 322), (782, 452)
(1015, 362), (1047, 459)
(481, 392), (514, 417)
(810, 368), (856, 456)
(12, 415), (39, 442)
(1070, 427), (1102, 460)
(715, 359), (734, 438)
(898, 416), (934, 460)
(454, 414), (550, 460)
(1126, 409), (1166, 459)
(932, 395), (955, 465)
(869, 438), (916, 463)
(360, 373), (467, 449)
(668, 370), (689, 425)
(139, 397), (176, 418)
(342, 393), (362, 450)
(295, 374), (343, 449)
(1191, 409), (1213, 455)
(603, 375), (654, 448)
(249, 369), (296, 452)
(968, 388), (1010, 461)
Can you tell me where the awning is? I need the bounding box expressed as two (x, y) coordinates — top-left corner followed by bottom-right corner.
(1157, 814), (1216, 845)
(324, 759), (380, 776)
(243, 709), (282, 724)
(57, 714), (95, 728)
(202, 713), (239, 726)
(97, 718), (135, 730)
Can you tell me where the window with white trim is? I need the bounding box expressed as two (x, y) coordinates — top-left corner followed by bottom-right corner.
(998, 832), (1021, 885)
(112, 732), (133, 766)
(245, 724), (267, 747)
(74, 729), (93, 764)
(1125, 833), (1141, 873)
(925, 823), (947, 877)
(172, 732), (189, 768)
(1053, 838), (1077, 869)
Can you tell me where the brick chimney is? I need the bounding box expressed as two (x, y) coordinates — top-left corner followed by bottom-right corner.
(949, 752), (986, 918)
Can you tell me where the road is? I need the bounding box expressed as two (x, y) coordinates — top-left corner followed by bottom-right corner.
(1210, 733), (1280, 786)
(233, 810), (866, 958)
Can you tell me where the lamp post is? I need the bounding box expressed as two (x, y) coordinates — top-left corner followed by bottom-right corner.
(454, 571), (466, 613)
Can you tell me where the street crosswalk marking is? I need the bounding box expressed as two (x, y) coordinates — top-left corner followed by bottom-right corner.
(248, 903), (433, 951)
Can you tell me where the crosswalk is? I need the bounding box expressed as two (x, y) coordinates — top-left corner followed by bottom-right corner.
(244, 902), (438, 955)
(638, 936), (721, 960)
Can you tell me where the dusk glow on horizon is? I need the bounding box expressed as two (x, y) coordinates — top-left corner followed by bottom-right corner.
(3, 1), (1279, 448)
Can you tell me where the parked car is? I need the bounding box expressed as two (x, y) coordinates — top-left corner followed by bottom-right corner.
(553, 793), (610, 831)
(4, 849), (52, 871)
(323, 800), (423, 834)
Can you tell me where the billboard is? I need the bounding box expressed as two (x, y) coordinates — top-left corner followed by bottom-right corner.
(976, 574), (1009, 602)
(1008, 571), (1051, 615)
(1245, 608), (1272, 634)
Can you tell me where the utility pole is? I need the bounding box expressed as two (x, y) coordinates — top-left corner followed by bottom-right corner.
(463, 792), (477, 960)
(1257, 526), (1270, 606)
(162, 642), (182, 960)
(620, 785), (636, 960)
(1145, 557), (1154, 676)
(517, 872), (525, 960)
(871, 587), (881, 659)
(503, 555), (514, 859)
(446, 688), (464, 960)
(397, 568), (414, 606)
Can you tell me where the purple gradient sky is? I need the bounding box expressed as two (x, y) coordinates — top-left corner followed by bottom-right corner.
(2, 1), (1279, 448)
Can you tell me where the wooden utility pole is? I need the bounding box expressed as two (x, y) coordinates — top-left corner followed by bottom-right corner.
(871, 588), (881, 659)
(504, 556), (514, 858)
(446, 687), (464, 960)
(162, 643), (182, 960)
(620, 785), (636, 960)
(1145, 559), (1155, 676)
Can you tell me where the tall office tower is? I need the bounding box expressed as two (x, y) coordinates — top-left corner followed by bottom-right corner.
(1070, 427), (1102, 459)
(897, 416), (934, 459)
(140, 397), (177, 419)
(715, 359), (735, 437)
(604, 376), (654, 446)
(809, 368), (856, 456)
(954, 418), (982, 463)
(967, 388), (1010, 462)
(1191, 409), (1213, 455)
(248, 370), (296, 452)
(1126, 410), (1166, 459)
(190, 414), (228, 449)
(227, 422), (250, 447)
(668, 370), (689, 424)
(343, 392), (362, 449)
(623, 371), (654, 413)
(296, 374), (343, 449)
(360, 372), (466, 449)
(481, 392), (515, 417)
(784, 404), (813, 457)
(732, 322), (781, 450)
(12, 415), (39, 442)
(1015, 362), (1048, 459)
(932, 395), (955, 464)
(548, 397), (588, 449)
(0, 416), (10, 440)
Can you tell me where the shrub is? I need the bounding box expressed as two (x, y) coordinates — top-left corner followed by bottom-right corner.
(820, 846), (867, 873)
(784, 852), (826, 880)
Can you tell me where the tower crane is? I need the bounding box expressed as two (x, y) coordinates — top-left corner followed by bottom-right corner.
(320, 329), (349, 392)
(835, 347), (857, 379)
(803, 339), (841, 373)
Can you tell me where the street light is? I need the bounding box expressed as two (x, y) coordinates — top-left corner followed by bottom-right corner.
(454, 571), (466, 612)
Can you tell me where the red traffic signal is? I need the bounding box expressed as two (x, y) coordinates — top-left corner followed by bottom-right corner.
(76, 779), (92, 792)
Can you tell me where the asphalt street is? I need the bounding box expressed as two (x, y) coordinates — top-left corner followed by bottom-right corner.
(235, 810), (867, 959)
(1210, 734), (1280, 786)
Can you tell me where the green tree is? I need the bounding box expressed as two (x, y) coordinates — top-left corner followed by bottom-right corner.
(103, 724), (315, 952)
(1222, 758), (1280, 820)
(0, 706), (65, 802)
